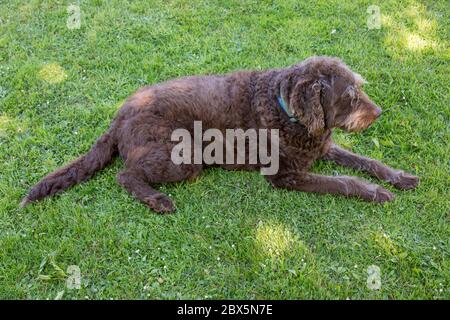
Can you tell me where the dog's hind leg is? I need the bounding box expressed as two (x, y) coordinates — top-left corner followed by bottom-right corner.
(117, 143), (202, 213)
(117, 168), (175, 213)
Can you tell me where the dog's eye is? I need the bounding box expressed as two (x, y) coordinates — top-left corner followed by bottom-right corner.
(352, 93), (360, 109)
(319, 83), (325, 106)
(346, 87), (359, 109)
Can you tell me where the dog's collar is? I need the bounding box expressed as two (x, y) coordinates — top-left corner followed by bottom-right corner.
(276, 93), (298, 123)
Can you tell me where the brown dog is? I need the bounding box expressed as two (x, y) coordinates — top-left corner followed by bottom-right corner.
(22, 56), (419, 212)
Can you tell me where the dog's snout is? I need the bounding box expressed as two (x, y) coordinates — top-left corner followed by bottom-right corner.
(374, 107), (382, 118)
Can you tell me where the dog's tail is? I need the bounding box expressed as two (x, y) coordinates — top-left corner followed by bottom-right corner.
(20, 128), (117, 207)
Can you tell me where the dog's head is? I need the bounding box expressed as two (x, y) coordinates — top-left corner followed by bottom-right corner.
(283, 56), (381, 135)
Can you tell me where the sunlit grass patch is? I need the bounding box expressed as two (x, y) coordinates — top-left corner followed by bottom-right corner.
(373, 230), (402, 257)
(382, 4), (445, 55)
(254, 221), (310, 263)
(38, 63), (67, 84)
(0, 115), (27, 137)
(386, 30), (438, 52)
(255, 221), (295, 259)
(404, 33), (434, 51)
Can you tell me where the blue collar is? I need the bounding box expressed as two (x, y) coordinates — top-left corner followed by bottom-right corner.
(277, 94), (298, 123)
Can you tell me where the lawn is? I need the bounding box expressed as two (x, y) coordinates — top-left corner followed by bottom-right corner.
(0, 0), (448, 299)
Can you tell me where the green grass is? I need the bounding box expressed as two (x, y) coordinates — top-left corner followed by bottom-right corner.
(0, 0), (449, 299)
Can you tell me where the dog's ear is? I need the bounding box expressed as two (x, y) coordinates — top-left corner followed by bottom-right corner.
(290, 79), (325, 136)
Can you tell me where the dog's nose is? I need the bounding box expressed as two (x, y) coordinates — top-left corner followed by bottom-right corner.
(374, 107), (382, 118)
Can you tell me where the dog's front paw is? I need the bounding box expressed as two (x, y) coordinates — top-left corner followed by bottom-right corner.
(144, 194), (176, 213)
(360, 185), (395, 203)
(392, 171), (419, 190)
(373, 187), (395, 203)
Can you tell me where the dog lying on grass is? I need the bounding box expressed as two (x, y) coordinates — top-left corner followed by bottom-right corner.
(21, 56), (419, 212)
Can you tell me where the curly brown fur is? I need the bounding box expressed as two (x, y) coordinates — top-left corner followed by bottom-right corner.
(22, 56), (418, 212)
